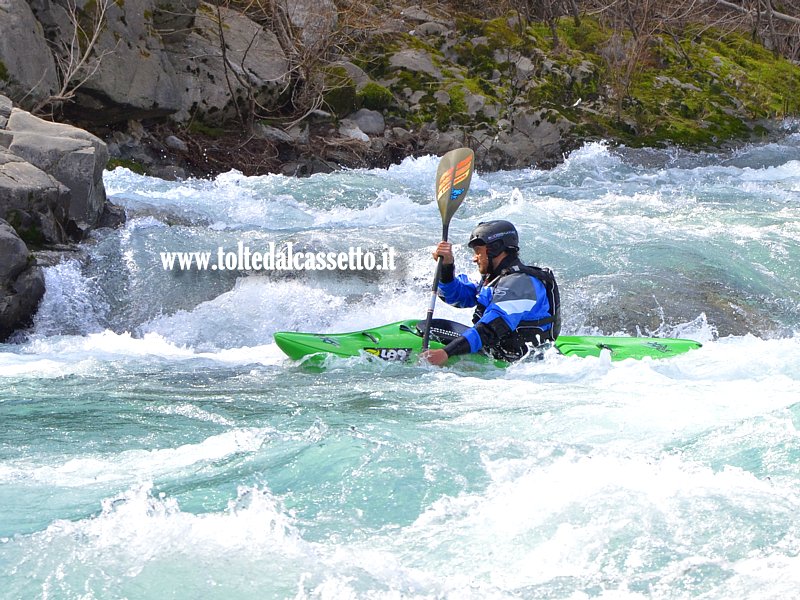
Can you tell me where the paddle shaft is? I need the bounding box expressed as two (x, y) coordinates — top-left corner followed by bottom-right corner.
(420, 147), (474, 354)
(421, 223), (449, 351)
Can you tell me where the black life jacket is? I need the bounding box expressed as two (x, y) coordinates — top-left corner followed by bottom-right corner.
(504, 264), (562, 340)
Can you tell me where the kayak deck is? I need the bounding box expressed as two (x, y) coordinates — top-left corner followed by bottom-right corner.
(274, 319), (702, 363)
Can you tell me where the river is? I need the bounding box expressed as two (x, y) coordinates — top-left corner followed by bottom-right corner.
(1, 137), (799, 598)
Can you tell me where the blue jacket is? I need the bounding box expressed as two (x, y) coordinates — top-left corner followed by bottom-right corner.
(437, 261), (552, 355)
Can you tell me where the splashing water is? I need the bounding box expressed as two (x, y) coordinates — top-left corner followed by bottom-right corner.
(2, 138), (800, 599)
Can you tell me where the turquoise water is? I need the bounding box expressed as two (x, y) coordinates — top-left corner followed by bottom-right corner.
(2, 138), (800, 598)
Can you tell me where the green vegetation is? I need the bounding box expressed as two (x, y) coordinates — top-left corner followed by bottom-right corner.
(352, 9), (800, 150)
(106, 158), (147, 174)
(187, 120), (226, 138)
(0, 59), (9, 82)
(322, 66), (358, 117)
(5, 210), (45, 247)
(357, 82), (394, 111)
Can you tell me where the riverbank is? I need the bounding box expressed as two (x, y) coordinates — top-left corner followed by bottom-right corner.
(104, 7), (800, 178)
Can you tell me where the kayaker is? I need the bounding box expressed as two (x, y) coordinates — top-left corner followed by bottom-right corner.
(421, 220), (560, 365)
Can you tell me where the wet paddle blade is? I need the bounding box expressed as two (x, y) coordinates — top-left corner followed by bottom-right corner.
(435, 147), (475, 230)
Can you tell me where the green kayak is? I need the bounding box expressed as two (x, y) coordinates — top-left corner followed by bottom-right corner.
(274, 319), (702, 364)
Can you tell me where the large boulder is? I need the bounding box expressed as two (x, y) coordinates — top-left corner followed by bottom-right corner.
(4, 107), (108, 236)
(487, 108), (574, 169)
(0, 148), (70, 244)
(284, 0), (338, 48)
(168, 2), (290, 124)
(0, 0), (59, 110)
(0, 218), (45, 341)
(42, 0), (184, 123)
(152, 0), (201, 43)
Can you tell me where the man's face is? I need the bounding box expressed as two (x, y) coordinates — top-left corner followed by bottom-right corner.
(472, 244), (490, 275)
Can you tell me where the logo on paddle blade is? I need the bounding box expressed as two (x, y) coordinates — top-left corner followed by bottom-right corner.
(437, 167), (454, 203)
(453, 156), (472, 186)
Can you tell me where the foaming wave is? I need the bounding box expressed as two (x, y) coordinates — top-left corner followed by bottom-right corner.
(140, 277), (346, 349)
(1, 428), (271, 487)
(398, 450), (799, 595)
(309, 189), (429, 227)
(0, 329), (285, 378)
(32, 260), (109, 337)
(3, 483), (314, 598)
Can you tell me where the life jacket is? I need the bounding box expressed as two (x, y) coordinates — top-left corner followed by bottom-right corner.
(473, 263), (562, 361)
(504, 264), (562, 340)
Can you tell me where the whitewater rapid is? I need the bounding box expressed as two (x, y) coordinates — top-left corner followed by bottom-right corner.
(1, 138), (799, 599)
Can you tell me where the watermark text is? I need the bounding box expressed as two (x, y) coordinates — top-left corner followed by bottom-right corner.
(160, 242), (397, 272)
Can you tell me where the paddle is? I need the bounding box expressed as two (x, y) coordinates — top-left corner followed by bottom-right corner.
(421, 147), (475, 351)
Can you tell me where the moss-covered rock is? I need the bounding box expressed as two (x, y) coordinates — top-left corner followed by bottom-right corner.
(322, 65), (358, 117)
(106, 158), (147, 175)
(357, 82), (394, 111)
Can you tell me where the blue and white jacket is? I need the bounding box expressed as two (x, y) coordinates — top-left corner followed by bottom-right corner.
(437, 257), (555, 359)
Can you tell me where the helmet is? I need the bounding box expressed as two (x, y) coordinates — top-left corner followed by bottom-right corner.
(467, 220), (519, 257)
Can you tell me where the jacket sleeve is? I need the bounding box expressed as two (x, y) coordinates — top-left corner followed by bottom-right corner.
(437, 273), (480, 308)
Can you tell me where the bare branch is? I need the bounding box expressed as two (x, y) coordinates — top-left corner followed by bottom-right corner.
(33, 0), (117, 115)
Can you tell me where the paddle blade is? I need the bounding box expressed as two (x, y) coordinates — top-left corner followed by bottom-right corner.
(435, 147), (475, 228)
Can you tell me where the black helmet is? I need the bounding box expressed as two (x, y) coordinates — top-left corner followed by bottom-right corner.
(467, 220), (519, 256)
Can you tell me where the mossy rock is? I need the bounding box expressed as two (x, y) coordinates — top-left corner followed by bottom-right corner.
(5, 209), (45, 247)
(187, 120), (226, 138)
(0, 59), (9, 82)
(357, 82), (394, 111)
(106, 158), (147, 174)
(322, 66), (358, 117)
(434, 84), (470, 129)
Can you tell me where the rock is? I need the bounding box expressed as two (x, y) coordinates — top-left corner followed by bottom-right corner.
(152, 0), (200, 43)
(332, 61), (371, 91)
(165, 135), (188, 152)
(0, 94), (12, 129)
(148, 165), (186, 181)
(390, 127), (414, 146)
(434, 90), (450, 105)
(489, 108), (574, 169)
(5, 108), (108, 236)
(389, 49), (442, 79)
(421, 130), (463, 155)
(405, 90), (426, 105)
(515, 56), (536, 81)
(399, 7), (451, 26)
(254, 123), (295, 145)
(339, 119), (369, 142)
(96, 201), (127, 229)
(0, 218), (45, 342)
(416, 22), (448, 37)
(0, 148), (70, 244)
(170, 2), (289, 124)
(654, 75), (703, 93)
(284, 0), (337, 47)
(571, 61), (596, 84)
(0, 0), (58, 110)
(349, 108), (385, 135)
(43, 0), (184, 123)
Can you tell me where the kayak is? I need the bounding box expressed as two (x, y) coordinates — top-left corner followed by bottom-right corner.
(273, 319), (702, 363)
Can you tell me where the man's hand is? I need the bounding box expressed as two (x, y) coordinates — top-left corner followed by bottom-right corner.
(432, 241), (454, 264)
(420, 348), (449, 366)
